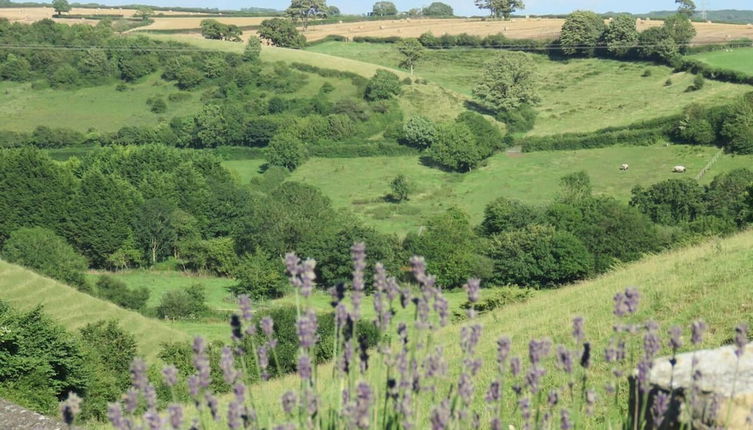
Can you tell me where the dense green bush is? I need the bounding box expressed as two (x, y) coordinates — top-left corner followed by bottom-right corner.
(631, 179), (707, 225)
(429, 122), (483, 172)
(481, 197), (538, 235)
(455, 286), (535, 320)
(229, 250), (286, 299)
(402, 115), (438, 149)
(155, 284), (208, 320)
(258, 18), (306, 48)
(364, 70), (402, 101)
(0, 302), (90, 415)
(2, 227), (89, 290)
(266, 132), (308, 170)
(95, 275), (149, 311)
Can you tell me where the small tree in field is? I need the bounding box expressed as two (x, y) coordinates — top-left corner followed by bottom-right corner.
(474, 0), (524, 20)
(472, 51), (539, 114)
(390, 174), (411, 202)
(243, 36), (262, 62)
(286, 0), (328, 31)
(135, 7), (153, 21)
(365, 69), (401, 101)
(397, 39), (424, 76)
(52, 0), (71, 16)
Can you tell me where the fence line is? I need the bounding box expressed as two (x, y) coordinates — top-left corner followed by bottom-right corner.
(695, 148), (724, 180)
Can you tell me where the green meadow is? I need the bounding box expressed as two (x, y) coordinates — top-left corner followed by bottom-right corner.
(689, 47), (753, 74)
(305, 42), (747, 135)
(224, 144), (753, 236)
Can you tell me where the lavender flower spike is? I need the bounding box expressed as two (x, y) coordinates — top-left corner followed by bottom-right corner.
(168, 404), (183, 430)
(162, 365), (178, 388)
(107, 403), (125, 430)
(59, 392), (82, 427)
(735, 323), (748, 358)
(464, 278), (480, 304)
(651, 391), (670, 427)
(691, 320), (707, 345)
(572, 316), (585, 343)
(261, 316), (274, 338)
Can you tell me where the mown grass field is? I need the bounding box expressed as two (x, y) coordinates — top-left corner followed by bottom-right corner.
(0, 260), (189, 360)
(306, 42), (747, 135)
(224, 144), (753, 235)
(0, 74), (203, 132)
(689, 47), (753, 74)
(96, 227), (753, 430)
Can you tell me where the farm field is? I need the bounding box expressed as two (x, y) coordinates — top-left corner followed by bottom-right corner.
(689, 47), (753, 74)
(223, 144), (753, 236)
(0, 259), (189, 360)
(306, 42), (747, 135)
(0, 6), (205, 25)
(153, 227), (753, 428)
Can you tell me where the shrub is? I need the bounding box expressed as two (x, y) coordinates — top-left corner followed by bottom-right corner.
(665, 78), (673, 86)
(389, 174), (411, 202)
(429, 122), (483, 172)
(364, 70), (401, 101)
(456, 111), (504, 154)
(1, 227), (89, 291)
(496, 104), (538, 133)
(455, 286), (535, 320)
(178, 237), (238, 276)
(481, 197), (538, 235)
(402, 115), (438, 149)
(229, 250), (286, 299)
(630, 179), (707, 225)
(687, 74), (705, 92)
(95, 275), (150, 311)
(258, 18), (306, 48)
(642, 68), (652, 77)
(266, 132), (308, 170)
(149, 97), (167, 114)
(155, 284), (208, 320)
(486, 224), (594, 287)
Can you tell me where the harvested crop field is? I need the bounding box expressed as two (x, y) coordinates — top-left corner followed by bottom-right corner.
(300, 17), (753, 44)
(0, 7), (204, 24)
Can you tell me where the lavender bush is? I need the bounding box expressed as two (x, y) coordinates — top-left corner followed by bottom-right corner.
(59, 243), (749, 429)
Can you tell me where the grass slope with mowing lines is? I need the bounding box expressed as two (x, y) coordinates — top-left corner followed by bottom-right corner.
(0, 260), (189, 360)
(305, 42), (747, 136)
(224, 144), (753, 235)
(689, 47), (753, 75)
(0, 74), (204, 133)
(206, 229), (753, 428)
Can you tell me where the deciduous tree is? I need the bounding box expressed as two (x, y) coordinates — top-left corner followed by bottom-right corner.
(474, 0), (524, 20)
(472, 51), (539, 114)
(396, 38), (424, 75)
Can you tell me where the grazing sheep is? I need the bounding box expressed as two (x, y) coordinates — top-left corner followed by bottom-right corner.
(620, 164), (629, 171)
(673, 166), (687, 173)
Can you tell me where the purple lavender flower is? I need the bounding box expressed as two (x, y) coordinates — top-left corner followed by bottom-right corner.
(668, 325), (683, 353)
(230, 314), (242, 341)
(556, 345), (573, 374)
(227, 400), (243, 430)
(261, 316), (274, 337)
(162, 365), (178, 388)
(625, 287), (640, 313)
(124, 388), (139, 414)
(637, 359), (653, 392)
(549, 390), (559, 406)
(353, 382), (373, 429)
(143, 410), (162, 430)
(528, 338), (552, 366)
(220, 346), (238, 385)
(238, 295), (253, 321)
(510, 356), (522, 376)
(613, 292), (628, 317)
(298, 354), (312, 381)
(651, 391), (670, 427)
(458, 372), (474, 405)
(258, 345), (270, 381)
(107, 403), (125, 430)
(497, 336), (511, 368)
(572, 316), (585, 343)
(59, 392), (81, 426)
(485, 380), (500, 403)
(491, 418), (501, 430)
(560, 409), (572, 430)
(519, 397), (532, 425)
(187, 375), (199, 398)
(585, 389), (597, 416)
(643, 328), (662, 359)
(281, 391), (297, 415)
(526, 366), (546, 394)
(205, 392), (219, 421)
(130, 358), (148, 392)
(691, 320), (707, 345)
(167, 404), (183, 430)
(735, 323), (748, 358)
(144, 384), (157, 410)
(430, 399), (450, 430)
(434, 294), (449, 327)
(192, 337), (211, 389)
(460, 324), (483, 356)
(464, 278), (480, 304)
(296, 309), (319, 349)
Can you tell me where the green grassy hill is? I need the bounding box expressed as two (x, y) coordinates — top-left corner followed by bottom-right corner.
(689, 47), (753, 74)
(224, 144), (753, 235)
(0, 260), (189, 360)
(306, 42), (747, 135)
(231, 228), (753, 426)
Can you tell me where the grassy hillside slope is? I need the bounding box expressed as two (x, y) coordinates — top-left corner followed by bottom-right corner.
(224, 144), (753, 235)
(236, 228), (753, 426)
(689, 47), (753, 74)
(305, 43), (747, 135)
(0, 260), (189, 360)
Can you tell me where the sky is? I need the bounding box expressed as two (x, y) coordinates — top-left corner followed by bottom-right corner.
(92, 0), (753, 16)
